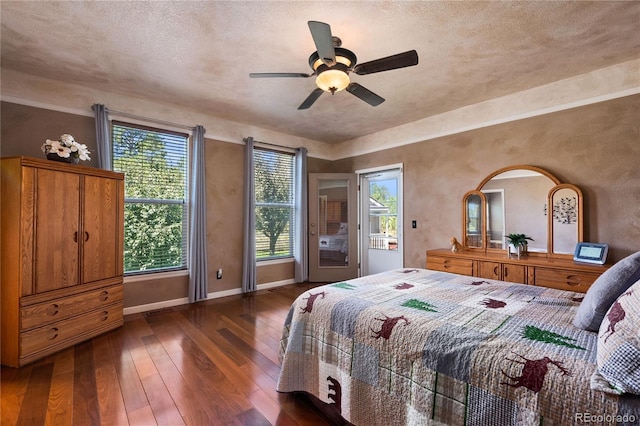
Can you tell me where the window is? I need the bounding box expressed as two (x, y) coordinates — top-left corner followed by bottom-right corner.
(254, 148), (295, 260)
(112, 121), (189, 274)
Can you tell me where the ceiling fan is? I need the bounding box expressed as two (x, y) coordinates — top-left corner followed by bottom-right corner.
(249, 21), (419, 110)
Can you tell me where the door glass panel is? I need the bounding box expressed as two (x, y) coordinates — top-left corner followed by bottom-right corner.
(360, 168), (403, 276)
(318, 179), (349, 267)
(368, 178), (398, 251)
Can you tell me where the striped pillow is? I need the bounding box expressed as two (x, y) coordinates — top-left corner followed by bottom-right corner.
(596, 278), (640, 395)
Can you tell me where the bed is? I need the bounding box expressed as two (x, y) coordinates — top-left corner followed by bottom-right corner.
(277, 268), (640, 425)
(319, 234), (348, 254)
(319, 223), (349, 264)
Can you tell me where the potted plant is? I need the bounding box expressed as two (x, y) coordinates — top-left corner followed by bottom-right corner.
(506, 233), (534, 259)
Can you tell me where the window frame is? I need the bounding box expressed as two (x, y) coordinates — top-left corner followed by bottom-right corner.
(111, 120), (190, 275)
(253, 147), (296, 262)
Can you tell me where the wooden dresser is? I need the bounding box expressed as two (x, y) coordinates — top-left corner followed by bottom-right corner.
(426, 248), (608, 293)
(1, 157), (125, 367)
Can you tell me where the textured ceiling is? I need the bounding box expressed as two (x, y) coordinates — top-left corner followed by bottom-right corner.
(2, 1), (639, 144)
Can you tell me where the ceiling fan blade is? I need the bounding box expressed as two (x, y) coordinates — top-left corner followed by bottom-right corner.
(308, 21), (336, 66)
(249, 72), (312, 78)
(298, 88), (324, 110)
(346, 83), (385, 106)
(353, 50), (418, 75)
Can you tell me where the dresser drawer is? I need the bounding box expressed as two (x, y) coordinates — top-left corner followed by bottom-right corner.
(21, 284), (123, 330)
(533, 268), (599, 292)
(427, 255), (474, 276)
(20, 302), (123, 356)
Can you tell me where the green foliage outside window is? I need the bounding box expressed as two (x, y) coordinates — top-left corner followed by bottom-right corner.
(254, 149), (295, 259)
(370, 182), (398, 236)
(112, 124), (188, 273)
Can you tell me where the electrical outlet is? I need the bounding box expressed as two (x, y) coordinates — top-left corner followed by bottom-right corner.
(216, 268), (223, 279)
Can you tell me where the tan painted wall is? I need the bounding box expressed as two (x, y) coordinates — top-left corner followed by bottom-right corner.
(331, 94), (640, 266)
(0, 102), (334, 308)
(1, 103), (99, 168)
(2, 95), (639, 308)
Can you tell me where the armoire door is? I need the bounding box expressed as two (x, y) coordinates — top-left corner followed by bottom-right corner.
(82, 176), (121, 283)
(34, 169), (80, 293)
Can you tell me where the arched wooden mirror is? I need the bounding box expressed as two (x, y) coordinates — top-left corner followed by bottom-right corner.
(462, 191), (486, 249)
(463, 165), (583, 257)
(549, 184), (583, 255)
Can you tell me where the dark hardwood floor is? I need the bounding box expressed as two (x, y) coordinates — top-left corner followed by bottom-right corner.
(1, 282), (332, 426)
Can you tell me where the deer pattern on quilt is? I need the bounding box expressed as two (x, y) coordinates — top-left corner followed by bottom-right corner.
(501, 352), (571, 393)
(394, 282), (414, 290)
(479, 298), (507, 309)
(371, 314), (410, 339)
(300, 291), (325, 314)
(602, 290), (633, 342)
(468, 280), (491, 286)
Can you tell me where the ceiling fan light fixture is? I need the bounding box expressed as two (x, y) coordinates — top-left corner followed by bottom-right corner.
(312, 55), (353, 71)
(309, 48), (357, 71)
(310, 48), (357, 94)
(315, 68), (350, 93)
(251, 22), (418, 109)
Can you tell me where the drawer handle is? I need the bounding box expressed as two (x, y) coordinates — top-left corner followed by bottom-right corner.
(47, 327), (59, 340)
(443, 260), (451, 269)
(494, 266), (499, 276)
(100, 311), (109, 321)
(99, 291), (110, 302)
(46, 304), (60, 316)
(566, 275), (581, 286)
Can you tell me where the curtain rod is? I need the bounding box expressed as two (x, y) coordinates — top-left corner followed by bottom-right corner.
(106, 108), (194, 131)
(244, 137), (298, 152)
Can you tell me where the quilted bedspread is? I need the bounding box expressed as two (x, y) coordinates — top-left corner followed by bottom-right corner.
(277, 269), (640, 425)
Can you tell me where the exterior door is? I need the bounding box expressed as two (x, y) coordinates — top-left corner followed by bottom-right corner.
(360, 167), (403, 275)
(308, 173), (358, 282)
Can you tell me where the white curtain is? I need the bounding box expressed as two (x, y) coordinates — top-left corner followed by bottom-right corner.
(242, 137), (257, 293)
(294, 148), (308, 282)
(92, 104), (112, 170)
(188, 125), (209, 302)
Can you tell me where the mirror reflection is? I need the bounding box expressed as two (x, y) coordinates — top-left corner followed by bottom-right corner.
(481, 170), (554, 252)
(318, 179), (349, 267)
(465, 193), (483, 248)
(483, 190), (505, 248)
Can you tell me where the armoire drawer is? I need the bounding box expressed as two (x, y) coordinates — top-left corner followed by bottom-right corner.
(533, 268), (599, 292)
(426, 255), (474, 276)
(20, 284), (123, 330)
(20, 302), (123, 356)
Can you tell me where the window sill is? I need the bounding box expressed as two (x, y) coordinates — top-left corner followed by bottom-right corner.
(257, 257), (294, 266)
(124, 269), (189, 284)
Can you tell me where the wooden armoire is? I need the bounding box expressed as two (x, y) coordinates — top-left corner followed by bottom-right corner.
(1, 157), (125, 367)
